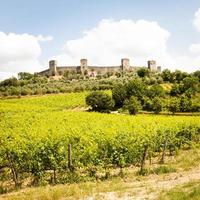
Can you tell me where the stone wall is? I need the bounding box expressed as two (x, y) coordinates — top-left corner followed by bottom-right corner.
(37, 58), (161, 77)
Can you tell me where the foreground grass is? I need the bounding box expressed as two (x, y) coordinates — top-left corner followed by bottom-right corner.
(157, 181), (200, 200)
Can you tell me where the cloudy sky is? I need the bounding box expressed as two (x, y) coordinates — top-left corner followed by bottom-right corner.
(0, 0), (200, 80)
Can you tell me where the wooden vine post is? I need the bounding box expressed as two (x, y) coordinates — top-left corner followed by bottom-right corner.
(140, 143), (148, 175)
(68, 144), (73, 171)
(160, 139), (167, 164)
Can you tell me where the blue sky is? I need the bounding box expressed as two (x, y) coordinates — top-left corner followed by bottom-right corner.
(0, 0), (200, 79)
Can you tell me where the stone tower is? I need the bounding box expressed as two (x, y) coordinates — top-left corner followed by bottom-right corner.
(148, 60), (157, 71)
(80, 59), (88, 74)
(49, 60), (57, 76)
(157, 66), (162, 72)
(121, 58), (130, 71)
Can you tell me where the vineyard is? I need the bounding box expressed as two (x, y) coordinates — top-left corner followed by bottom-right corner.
(0, 92), (200, 192)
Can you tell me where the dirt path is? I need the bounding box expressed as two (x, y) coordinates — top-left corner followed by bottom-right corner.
(87, 167), (200, 200)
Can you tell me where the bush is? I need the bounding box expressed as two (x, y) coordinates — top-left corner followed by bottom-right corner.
(21, 87), (33, 96)
(152, 97), (163, 114)
(170, 84), (181, 96)
(112, 83), (127, 108)
(86, 91), (114, 112)
(123, 96), (141, 115)
(179, 95), (192, 112)
(168, 97), (180, 114)
(142, 97), (153, 111)
(137, 68), (149, 78)
(147, 84), (165, 98)
(125, 79), (147, 100)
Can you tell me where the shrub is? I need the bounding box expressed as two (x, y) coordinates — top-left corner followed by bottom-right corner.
(123, 96), (141, 115)
(179, 95), (192, 112)
(147, 84), (165, 98)
(112, 83), (127, 108)
(168, 97), (180, 114)
(152, 97), (163, 114)
(137, 68), (149, 78)
(125, 79), (147, 100)
(86, 91), (114, 112)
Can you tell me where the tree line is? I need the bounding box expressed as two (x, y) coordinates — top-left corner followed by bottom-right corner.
(86, 75), (200, 114)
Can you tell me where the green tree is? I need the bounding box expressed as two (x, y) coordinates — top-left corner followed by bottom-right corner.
(125, 79), (147, 100)
(161, 69), (174, 82)
(112, 83), (127, 108)
(173, 70), (188, 83)
(123, 96), (141, 115)
(142, 97), (153, 111)
(181, 77), (199, 95)
(170, 84), (180, 96)
(152, 97), (163, 114)
(18, 72), (34, 80)
(147, 84), (165, 98)
(179, 95), (192, 112)
(137, 68), (150, 78)
(193, 70), (200, 81)
(0, 77), (19, 87)
(86, 91), (114, 112)
(168, 98), (180, 114)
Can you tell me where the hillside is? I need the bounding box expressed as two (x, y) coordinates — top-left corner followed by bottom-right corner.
(0, 91), (199, 199)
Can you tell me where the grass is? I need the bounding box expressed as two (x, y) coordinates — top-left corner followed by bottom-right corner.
(157, 181), (200, 200)
(168, 147), (200, 171)
(0, 178), (130, 200)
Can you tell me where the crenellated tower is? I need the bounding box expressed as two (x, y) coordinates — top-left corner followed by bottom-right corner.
(49, 60), (57, 76)
(80, 59), (88, 74)
(121, 58), (130, 71)
(148, 60), (157, 71)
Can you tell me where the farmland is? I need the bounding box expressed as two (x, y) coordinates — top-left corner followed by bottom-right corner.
(0, 92), (199, 195)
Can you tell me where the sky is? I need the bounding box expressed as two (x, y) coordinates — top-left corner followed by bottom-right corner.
(0, 0), (200, 80)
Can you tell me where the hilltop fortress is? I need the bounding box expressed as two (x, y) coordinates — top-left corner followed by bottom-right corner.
(38, 58), (161, 77)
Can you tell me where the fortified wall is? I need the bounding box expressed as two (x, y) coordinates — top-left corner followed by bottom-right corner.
(38, 58), (161, 77)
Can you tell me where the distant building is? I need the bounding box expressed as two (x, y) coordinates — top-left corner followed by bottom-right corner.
(157, 66), (162, 72)
(38, 58), (161, 77)
(148, 60), (157, 71)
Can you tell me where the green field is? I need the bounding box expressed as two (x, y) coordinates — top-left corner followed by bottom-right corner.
(0, 92), (200, 193)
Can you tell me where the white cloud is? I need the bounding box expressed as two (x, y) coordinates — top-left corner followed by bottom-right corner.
(0, 32), (53, 80)
(51, 19), (199, 73)
(193, 8), (200, 32)
(189, 43), (200, 53)
(0, 71), (17, 81)
(37, 35), (53, 42)
(54, 19), (171, 67)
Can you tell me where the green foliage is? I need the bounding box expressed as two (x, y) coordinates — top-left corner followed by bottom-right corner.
(0, 77), (18, 87)
(18, 72), (35, 80)
(168, 97), (180, 114)
(125, 79), (147, 100)
(193, 70), (200, 81)
(0, 92), (199, 188)
(180, 77), (199, 97)
(173, 70), (188, 83)
(161, 69), (174, 82)
(137, 68), (150, 78)
(123, 96), (141, 115)
(179, 95), (192, 112)
(147, 84), (165, 98)
(86, 91), (114, 112)
(170, 83), (180, 96)
(112, 83), (127, 108)
(142, 97), (153, 111)
(152, 97), (163, 114)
